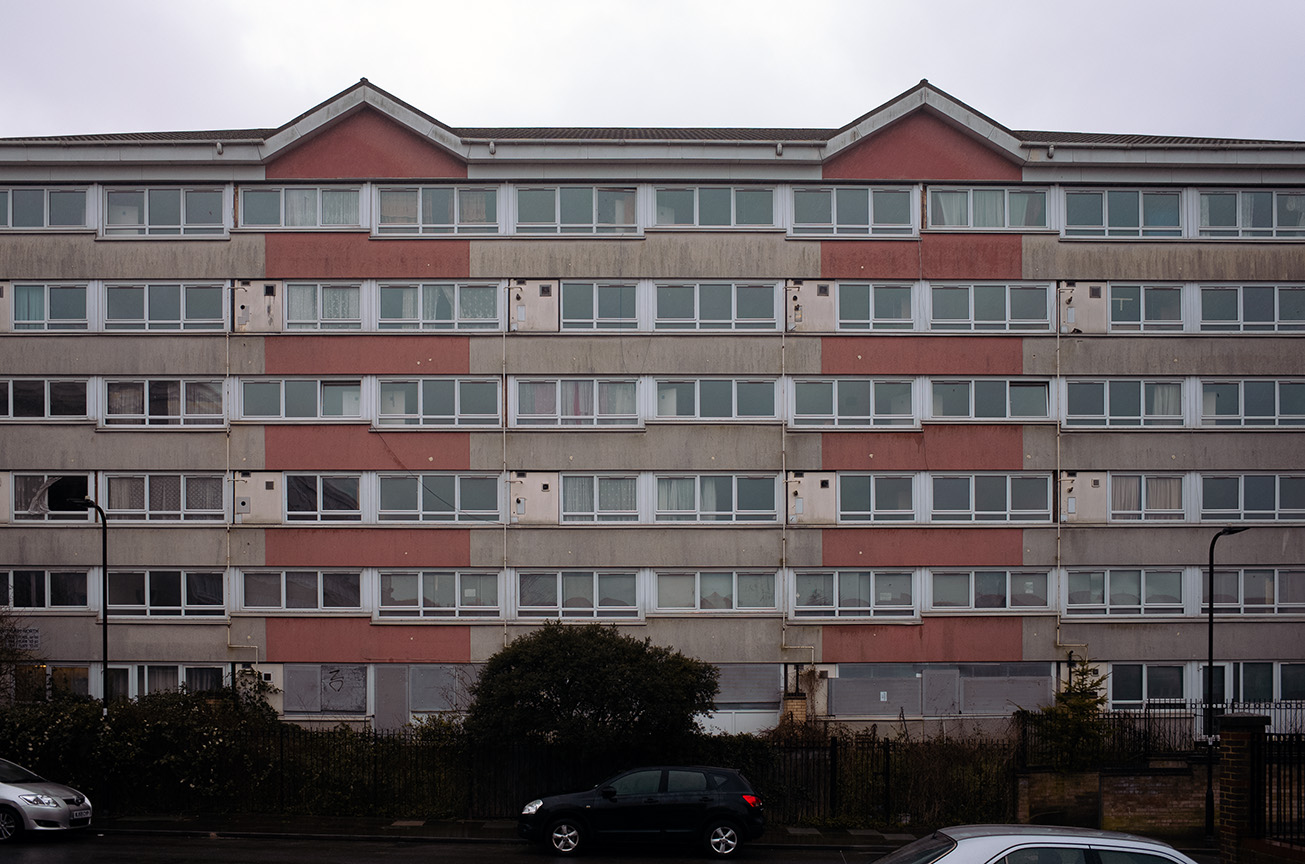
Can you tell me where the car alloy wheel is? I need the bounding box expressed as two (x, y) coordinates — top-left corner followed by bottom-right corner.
(549, 819), (582, 855)
(0, 806), (21, 842)
(705, 819), (740, 857)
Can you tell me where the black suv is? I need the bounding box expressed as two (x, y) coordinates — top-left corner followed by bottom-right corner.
(518, 765), (765, 857)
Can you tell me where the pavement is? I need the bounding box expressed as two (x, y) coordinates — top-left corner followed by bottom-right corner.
(96, 813), (1221, 860)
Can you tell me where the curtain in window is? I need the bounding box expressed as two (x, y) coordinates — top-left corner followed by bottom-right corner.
(320, 190), (357, 226)
(460, 285), (496, 322)
(1147, 476), (1182, 515)
(1112, 476), (1142, 517)
(657, 478), (695, 514)
(287, 284), (317, 322)
(185, 381), (222, 417)
(321, 286), (359, 322)
(148, 380), (181, 421)
(598, 381), (635, 417)
(14, 285), (43, 323)
(285, 190), (317, 227)
(1146, 383), (1182, 419)
(107, 382), (145, 418)
(108, 476), (146, 511)
(598, 477), (637, 513)
(561, 380), (594, 421)
(518, 382), (555, 417)
(149, 475), (182, 515)
(385, 286), (420, 321)
(972, 190), (1005, 227)
(562, 477), (594, 516)
(459, 189), (489, 223)
(424, 284), (456, 323)
(185, 667), (222, 692)
(147, 666), (180, 694)
(931, 191), (967, 226)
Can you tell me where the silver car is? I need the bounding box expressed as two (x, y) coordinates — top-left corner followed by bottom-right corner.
(0, 759), (92, 842)
(876, 825), (1200, 864)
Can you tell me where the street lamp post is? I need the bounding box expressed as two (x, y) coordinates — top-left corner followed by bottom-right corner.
(1206, 525), (1248, 841)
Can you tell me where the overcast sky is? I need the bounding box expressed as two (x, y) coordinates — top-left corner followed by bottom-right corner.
(5, 0), (1304, 141)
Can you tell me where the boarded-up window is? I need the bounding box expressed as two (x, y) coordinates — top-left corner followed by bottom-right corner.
(284, 664), (366, 714)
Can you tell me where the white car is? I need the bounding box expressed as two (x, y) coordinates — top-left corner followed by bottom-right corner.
(876, 825), (1200, 864)
(0, 759), (92, 842)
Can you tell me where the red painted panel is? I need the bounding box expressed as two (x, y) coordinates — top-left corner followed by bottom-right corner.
(821, 425), (1025, 471)
(823, 111), (1021, 182)
(265, 528), (471, 568)
(264, 233), (470, 279)
(820, 235), (1023, 281)
(264, 334), (470, 375)
(820, 336), (1024, 375)
(265, 617), (472, 663)
(821, 616), (1024, 663)
(264, 425), (471, 471)
(820, 527), (1024, 567)
(267, 108), (468, 180)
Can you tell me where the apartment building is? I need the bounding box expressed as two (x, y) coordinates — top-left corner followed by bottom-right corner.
(1, 79), (1302, 732)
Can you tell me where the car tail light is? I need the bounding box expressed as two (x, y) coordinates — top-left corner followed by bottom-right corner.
(742, 794), (761, 808)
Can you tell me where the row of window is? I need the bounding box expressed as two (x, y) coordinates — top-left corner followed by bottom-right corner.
(13, 471), (1305, 524)
(5, 184), (1303, 239)
(7, 375), (1303, 429)
(12, 280), (1304, 333)
(6, 566), (1301, 618)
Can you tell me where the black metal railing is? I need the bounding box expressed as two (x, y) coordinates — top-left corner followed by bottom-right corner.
(1262, 732), (1305, 847)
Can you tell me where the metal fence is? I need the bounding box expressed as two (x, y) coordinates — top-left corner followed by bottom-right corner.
(1261, 733), (1305, 847)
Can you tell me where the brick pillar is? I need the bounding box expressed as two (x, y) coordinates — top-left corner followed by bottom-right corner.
(1217, 714), (1269, 864)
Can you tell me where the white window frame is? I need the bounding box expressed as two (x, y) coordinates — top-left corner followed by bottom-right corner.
(560, 474), (639, 522)
(930, 473), (1053, 522)
(837, 474), (917, 522)
(792, 378), (916, 428)
(1064, 569), (1184, 616)
(376, 281), (501, 330)
(1200, 379), (1305, 427)
(285, 473), (363, 522)
(241, 570), (362, 610)
(790, 186), (916, 236)
(653, 570), (777, 613)
(926, 187), (1051, 230)
(929, 282), (1052, 331)
(1108, 283), (1185, 332)
(654, 186), (777, 229)
(793, 570), (917, 618)
(103, 473), (226, 522)
(104, 378), (224, 427)
(0, 569), (89, 609)
(513, 378), (640, 427)
(559, 281), (640, 330)
(515, 570), (640, 618)
(653, 282), (780, 331)
(1199, 284), (1305, 332)
(654, 474), (779, 523)
(1201, 473), (1305, 521)
(836, 282), (916, 330)
(102, 186), (228, 237)
(101, 282), (226, 331)
(1109, 662), (1185, 709)
(11, 283), (89, 330)
(929, 379), (1051, 421)
(238, 379), (362, 421)
(376, 378), (500, 427)
(514, 185), (638, 234)
(1109, 474), (1186, 521)
(285, 282), (362, 330)
(930, 570), (1050, 610)
(1063, 188), (1182, 238)
(377, 570), (500, 618)
(377, 473), (502, 523)
(238, 185), (363, 229)
(1197, 189), (1305, 239)
(1206, 568), (1305, 615)
(12, 473), (93, 521)
(106, 569), (226, 617)
(652, 378), (777, 421)
(1, 378), (89, 420)
(0, 187), (89, 230)
(375, 185), (500, 235)
(1063, 379), (1184, 428)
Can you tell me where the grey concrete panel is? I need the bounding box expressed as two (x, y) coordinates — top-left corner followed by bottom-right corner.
(1, 335), (231, 376)
(470, 233), (821, 281)
(2, 526), (235, 568)
(1024, 525), (1303, 568)
(227, 336), (267, 376)
(228, 426), (266, 472)
(1054, 430), (1305, 472)
(470, 334), (805, 376)
(471, 527), (787, 568)
(480, 424), (792, 472)
(643, 616), (795, 663)
(108, 620), (248, 663)
(1056, 620), (1305, 662)
(225, 616), (268, 665)
(226, 528), (267, 568)
(1024, 336), (1305, 377)
(1022, 236), (1305, 282)
(0, 235), (265, 280)
(1021, 615), (1063, 659)
(1, 426), (230, 471)
(18, 614), (100, 662)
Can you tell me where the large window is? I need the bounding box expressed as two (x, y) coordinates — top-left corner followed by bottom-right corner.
(1109, 284), (1183, 331)
(12, 474), (90, 521)
(1206, 568), (1305, 614)
(517, 571), (638, 617)
(928, 187), (1048, 230)
(516, 186), (637, 234)
(654, 282), (777, 330)
(12, 284), (88, 330)
(283, 664), (366, 714)
(1065, 380), (1182, 427)
(654, 475), (777, 522)
(929, 283), (1050, 331)
(931, 474), (1052, 522)
(794, 570), (915, 617)
(376, 186), (498, 234)
(931, 570), (1049, 609)
(515, 379), (638, 426)
(930, 380), (1050, 420)
(560, 282), (638, 330)
(793, 379), (914, 427)
(837, 283), (914, 330)
(377, 282), (499, 330)
(240, 379), (361, 420)
(0, 570), (87, 609)
(1065, 570), (1183, 615)
(1199, 284), (1305, 332)
(1064, 189), (1181, 237)
(377, 474), (500, 522)
(104, 187), (224, 236)
(655, 186), (775, 228)
(0, 187), (87, 229)
(0, 379), (88, 420)
(378, 571), (499, 618)
(1110, 474), (1184, 521)
(107, 570), (224, 616)
(106, 379), (223, 426)
(286, 474), (362, 522)
(1199, 190), (1305, 238)
(791, 186), (913, 235)
(1110, 663), (1184, 709)
(1201, 379), (1305, 426)
(377, 378), (499, 426)
(240, 186), (360, 228)
(1201, 474), (1305, 521)
(243, 571), (361, 610)
(105, 474), (224, 521)
(286, 283), (361, 329)
(654, 379), (776, 421)
(561, 475), (638, 522)
(103, 283), (224, 330)
(838, 475), (915, 522)
(655, 571), (776, 612)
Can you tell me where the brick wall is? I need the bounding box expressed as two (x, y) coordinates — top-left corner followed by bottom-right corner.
(1100, 767), (1205, 838)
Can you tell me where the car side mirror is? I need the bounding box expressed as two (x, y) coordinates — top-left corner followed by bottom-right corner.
(601, 786), (617, 800)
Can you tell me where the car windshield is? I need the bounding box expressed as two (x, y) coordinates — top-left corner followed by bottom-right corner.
(0, 761), (45, 784)
(873, 832), (956, 864)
